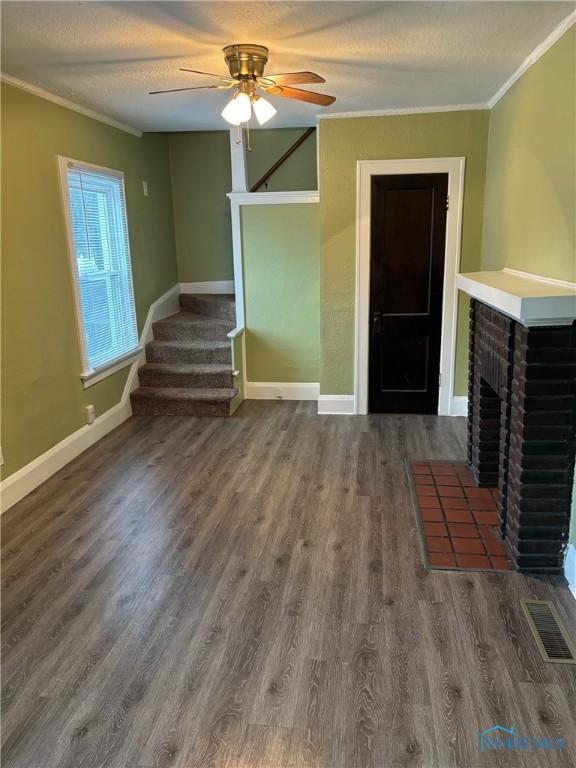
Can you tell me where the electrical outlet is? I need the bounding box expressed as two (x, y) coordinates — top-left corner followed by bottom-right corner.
(85, 404), (96, 424)
(142, 180), (149, 197)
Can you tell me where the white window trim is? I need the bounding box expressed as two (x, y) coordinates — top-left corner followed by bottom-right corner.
(57, 155), (140, 388)
(355, 157), (465, 416)
(80, 348), (142, 388)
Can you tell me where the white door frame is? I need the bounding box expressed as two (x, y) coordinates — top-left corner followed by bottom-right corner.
(354, 157), (465, 416)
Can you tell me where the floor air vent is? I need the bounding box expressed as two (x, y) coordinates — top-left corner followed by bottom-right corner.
(521, 600), (576, 664)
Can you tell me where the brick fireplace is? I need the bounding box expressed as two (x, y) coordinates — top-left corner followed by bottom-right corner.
(467, 299), (576, 573)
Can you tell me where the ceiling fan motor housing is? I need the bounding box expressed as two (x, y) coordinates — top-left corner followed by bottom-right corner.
(223, 44), (269, 80)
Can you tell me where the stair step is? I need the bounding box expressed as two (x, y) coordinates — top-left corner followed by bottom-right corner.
(138, 363), (234, 389)
(179, 293), (236, 322)
(153, 312), (234, 342)
(131, 387), (237, 417)
(146, 340), (231, 364)
(141, 308), (238, 418)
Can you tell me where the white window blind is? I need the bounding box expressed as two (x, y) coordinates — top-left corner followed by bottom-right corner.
(64, 163), (138, 374)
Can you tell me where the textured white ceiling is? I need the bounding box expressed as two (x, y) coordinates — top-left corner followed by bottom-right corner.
(1, 1), (573, 132)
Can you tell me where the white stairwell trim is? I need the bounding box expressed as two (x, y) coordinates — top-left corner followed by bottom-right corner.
(130, 285), (181, 392)
(0, 284), (180, 513)
(450, 396), (469, 417)
(180, 281), (235, 295)
(245, 382), (319, 400)
(318, 395), (356, 415)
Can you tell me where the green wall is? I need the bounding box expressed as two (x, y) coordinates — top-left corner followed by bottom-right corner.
(167, 128), (317, 285)
(1, 83), (178, 478)
(241, 204), (320, 382)
(479, 27), (576, 547)
(482, 26), (575, 281)
(319, 109), (490, 395)
(168, 131), (233, 282)
(246, 128), (317, 192)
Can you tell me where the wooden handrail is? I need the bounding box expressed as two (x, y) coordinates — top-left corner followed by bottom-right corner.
(249, 127), (316, 192)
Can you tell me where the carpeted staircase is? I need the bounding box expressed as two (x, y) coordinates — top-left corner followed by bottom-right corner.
(131, 294), (238, 416)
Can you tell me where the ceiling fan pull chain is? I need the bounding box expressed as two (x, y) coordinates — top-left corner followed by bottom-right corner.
(246, 121), (252, 152)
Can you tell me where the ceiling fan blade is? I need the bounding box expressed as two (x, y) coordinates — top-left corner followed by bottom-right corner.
(179, 67), (234, 82)
(260, 71), (326, 86)
(149, 85), (221, 95)
(262, 85), (336, 106)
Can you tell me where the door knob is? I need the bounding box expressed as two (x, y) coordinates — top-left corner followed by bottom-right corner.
(372, 311), (382, 334)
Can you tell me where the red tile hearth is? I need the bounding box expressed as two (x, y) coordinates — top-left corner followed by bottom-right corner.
(408, 461), (514, 572)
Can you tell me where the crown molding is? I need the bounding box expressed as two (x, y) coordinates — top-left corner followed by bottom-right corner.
(319, 103), (489, 120)
(3, 9), (575, 133)
(319, 10), (575, 122)
(1, 74), (143, 137)
(487, 10), (576, 108)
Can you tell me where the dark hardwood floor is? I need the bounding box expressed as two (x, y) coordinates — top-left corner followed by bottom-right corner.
(2, 401), (575, 768)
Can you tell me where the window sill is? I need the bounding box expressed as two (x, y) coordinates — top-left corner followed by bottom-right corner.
(81, 348), (142, 389)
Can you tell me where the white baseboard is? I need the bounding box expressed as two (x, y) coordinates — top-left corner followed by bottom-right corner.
(565, 544), (576, 601)
(245, 382), (319, 400)
(1, 284), (180, 513)
(317, 395), (466, 417)
(450, 396), (469, 417)
(180, 280), (235, 294)
(318, 395), (356, 415)
(0, 401), (131, 513)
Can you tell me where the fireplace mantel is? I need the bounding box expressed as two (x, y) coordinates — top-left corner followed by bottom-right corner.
(456, 268), (576, 327)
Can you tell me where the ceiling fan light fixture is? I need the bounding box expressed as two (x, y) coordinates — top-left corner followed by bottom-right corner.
(221, 91), (251, 125)
(252, 95), (277, 125)
(152, 44), (335, 125)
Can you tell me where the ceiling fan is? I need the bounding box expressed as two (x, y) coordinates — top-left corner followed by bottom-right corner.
(149, 44), (336, 126)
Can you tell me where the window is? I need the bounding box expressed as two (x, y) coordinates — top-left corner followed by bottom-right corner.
(60, 158), (139, 384)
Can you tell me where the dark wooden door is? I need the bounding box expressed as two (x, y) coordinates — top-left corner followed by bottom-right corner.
(369, 173), (448, 414)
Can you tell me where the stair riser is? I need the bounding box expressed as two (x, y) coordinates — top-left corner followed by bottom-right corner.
(179, 295), (236, 322)
(153, 322), (232, 342)
(139, 369), (234, 389)
(146, 344), (231, 364)
(131, 396), (230, 417)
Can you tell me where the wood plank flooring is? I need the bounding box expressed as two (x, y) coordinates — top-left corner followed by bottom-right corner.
(2, 401), (576, 768)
